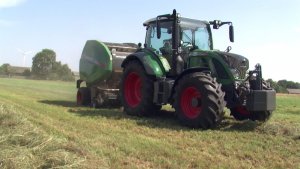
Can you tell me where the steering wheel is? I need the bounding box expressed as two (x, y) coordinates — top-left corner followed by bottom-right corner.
(182, 41), (193, 50)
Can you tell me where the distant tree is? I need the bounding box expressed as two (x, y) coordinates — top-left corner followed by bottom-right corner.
(0, 63), (12, 76)
(22, 69), (31, 77)
(286, 81), (300, 89)
(266, 79), (285, 93)
(31, 49), (56, 79)
(297, 82), (300, 89)
(277, 80), (287, 89)
(60, 64), (75, 81)
(31, 49), (74, 81)
(51, 61), (74, 81)
(266, 79), (300, 93)
(0, 65), (4, 75)
(277, 80), (300, 89)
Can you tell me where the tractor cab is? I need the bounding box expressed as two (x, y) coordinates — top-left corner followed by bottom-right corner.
(144, 17), (213, 64)
(143, 10), (234, 77)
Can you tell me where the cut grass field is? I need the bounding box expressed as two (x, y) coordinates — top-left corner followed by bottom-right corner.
(0, 78), (299, 169)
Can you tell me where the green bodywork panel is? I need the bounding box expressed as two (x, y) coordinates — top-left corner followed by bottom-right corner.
(188, 50), (235, 85)
(124, 49), (170, 77)
(159, 56), (171, 72)
(80, 40), (112, 85)
(127, 49), (238, 85)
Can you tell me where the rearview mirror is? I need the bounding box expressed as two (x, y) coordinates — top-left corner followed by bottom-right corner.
(229, 25), (234, 42)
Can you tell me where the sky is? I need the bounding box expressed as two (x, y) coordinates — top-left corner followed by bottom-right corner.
(1, 0), (300, 82)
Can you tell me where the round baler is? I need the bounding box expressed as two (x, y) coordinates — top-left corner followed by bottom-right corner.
(77, 40), (137, 107)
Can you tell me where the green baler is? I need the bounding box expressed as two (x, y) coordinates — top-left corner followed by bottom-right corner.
(77, 40), (137, 107)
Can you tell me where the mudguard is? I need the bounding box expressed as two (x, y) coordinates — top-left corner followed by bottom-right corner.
(121, 51), (170, 77)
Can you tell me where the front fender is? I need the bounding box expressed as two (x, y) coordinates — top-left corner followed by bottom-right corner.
(121, 51), (167, 77)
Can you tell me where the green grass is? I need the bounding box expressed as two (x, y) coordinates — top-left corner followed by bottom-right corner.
(0, 78), (299, 169)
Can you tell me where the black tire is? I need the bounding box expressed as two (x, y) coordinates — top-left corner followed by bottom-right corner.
(173, 72), (226, 129)
(120, 60), (159, 116)
(77, 87), (91, 106)
(230, 106), (251, 121)
(250, 111), (272, 122)
(231, 107), (272, 122)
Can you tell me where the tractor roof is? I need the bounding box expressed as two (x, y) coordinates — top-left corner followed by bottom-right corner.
(143, 17), (209, 27)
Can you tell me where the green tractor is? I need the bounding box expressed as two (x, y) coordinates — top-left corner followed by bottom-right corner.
(77, 10), (276, 129)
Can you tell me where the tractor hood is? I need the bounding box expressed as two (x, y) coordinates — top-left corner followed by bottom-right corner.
(216, 51), (249, 79)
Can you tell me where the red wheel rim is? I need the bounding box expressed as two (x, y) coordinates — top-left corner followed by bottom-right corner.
(236, 106), (250, 115)
(77, 91), (82, 105)
(180, 87), (202, 119)
(124, 72), (142, 107)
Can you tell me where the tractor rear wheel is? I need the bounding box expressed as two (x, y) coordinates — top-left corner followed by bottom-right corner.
(77, 87), (91, 106)
(120, 60), (159, 116)
(173, 72), (226, 129)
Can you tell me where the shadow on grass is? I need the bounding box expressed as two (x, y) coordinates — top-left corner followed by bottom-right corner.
(39, 100), (77, 108)
(39, 99), (260, 132)
(68, 108), (184, 130)
(68, 107), (260, 132)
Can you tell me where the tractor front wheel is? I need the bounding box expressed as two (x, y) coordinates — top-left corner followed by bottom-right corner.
(231, 106), (272, 121)
(230, 106), (251, 121)
(120, 60), (159, 116)
(173, 72), (226, 129)
(250, 111), (272, 121)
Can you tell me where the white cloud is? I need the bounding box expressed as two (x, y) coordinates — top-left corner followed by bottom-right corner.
(0, 0), (26, 8)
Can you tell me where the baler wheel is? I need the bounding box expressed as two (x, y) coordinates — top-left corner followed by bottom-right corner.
(76, 87), (91, 106)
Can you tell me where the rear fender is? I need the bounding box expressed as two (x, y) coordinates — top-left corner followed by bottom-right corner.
(121, 51), (166, 77)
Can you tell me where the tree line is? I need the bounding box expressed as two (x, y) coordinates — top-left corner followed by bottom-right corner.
(266, 79), (300, 93)
(0, 49), (74, 81)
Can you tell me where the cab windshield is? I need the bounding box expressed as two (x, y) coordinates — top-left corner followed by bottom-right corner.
(145, 19), (212, 54)
(181, 25), (211, 50)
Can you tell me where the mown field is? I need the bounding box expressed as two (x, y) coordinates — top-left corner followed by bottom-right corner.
(0, 78), (299, 169)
